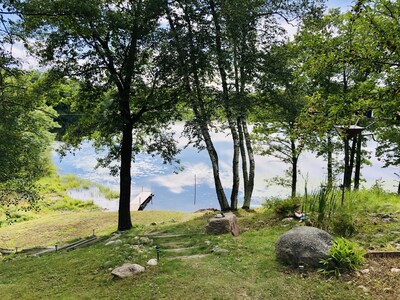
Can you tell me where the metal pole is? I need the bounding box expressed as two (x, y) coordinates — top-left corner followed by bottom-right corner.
(155, 245), (160, 261)
(194, 174), (197, 205)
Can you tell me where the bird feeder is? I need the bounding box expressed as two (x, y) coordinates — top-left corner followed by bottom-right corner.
(334, 125), (365, 139)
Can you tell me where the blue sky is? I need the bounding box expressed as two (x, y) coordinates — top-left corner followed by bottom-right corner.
(327, 0), (354, 10)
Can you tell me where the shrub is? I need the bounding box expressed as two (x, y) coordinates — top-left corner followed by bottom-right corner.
(330, 210), (356, 237)
(265, 198), (299, 219)
(319, 237), (366, 277)
(303, 186), (338, 229)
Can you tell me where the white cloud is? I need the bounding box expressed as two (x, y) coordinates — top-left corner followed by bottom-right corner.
(150, 162), (213, 194)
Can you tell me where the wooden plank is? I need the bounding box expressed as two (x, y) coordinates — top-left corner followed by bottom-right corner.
(366, 251), (400, 258)
(130, 192), (153, 211)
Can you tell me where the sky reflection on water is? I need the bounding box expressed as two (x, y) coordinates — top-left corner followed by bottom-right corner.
(52, 123), (398, 212)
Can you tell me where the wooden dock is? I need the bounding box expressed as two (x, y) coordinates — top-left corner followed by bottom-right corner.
(130, 192), (153, 211)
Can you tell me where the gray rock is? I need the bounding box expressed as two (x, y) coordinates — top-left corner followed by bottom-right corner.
(132, 245), (145, 252)
(147, 259), (158, 266)
(111, 263), (145, 278)
(205, 213), (240, 236)
(105, 233), (122, 242)
(211, 246), (229, 253)
(105, 239), (122, 246)
(275, 226), (332, 268)
(281, 217), (294, 223)
(357, 285), (369, 293)
(390, 267), (400, 273)
(382, 217), (398, 223)
(139, 237), (153, 245)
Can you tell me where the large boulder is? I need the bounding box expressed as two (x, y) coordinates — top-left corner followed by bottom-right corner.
(275, 226), (332, 268)
(205, 213), (240, 236)
(111, 263), (145, 278)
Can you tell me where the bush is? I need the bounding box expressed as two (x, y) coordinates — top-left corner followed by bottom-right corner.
(330, 210), (356, 237)
(303, 186), (338, 229)
(264, 198), (299, 219)
(319, 237), (366, 277)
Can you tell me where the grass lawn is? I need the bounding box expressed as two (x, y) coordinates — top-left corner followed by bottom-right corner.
(0, 214), (363, 300)
(1, 186), (399, 299)
(0, 210), (193, 249)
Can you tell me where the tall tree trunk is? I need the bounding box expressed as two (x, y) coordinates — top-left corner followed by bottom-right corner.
(398, 180), (400, 195)
(241, 116), (255, 209)
(327, 134), (333, 189)
(291, 139), (298, 198)
(354, 133), (362, 190)
(166, 2), (229, 210)
(238, 117), (249, 199)
(348, 136), (357, 189)
(209, 0), (239, 209)
(118, 94), (133, 231)
(343, 137), (352, 190)
(195, 111), (230, 210)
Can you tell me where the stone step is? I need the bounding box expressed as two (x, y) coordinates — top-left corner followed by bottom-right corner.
(163, 247), (197, 253)
(161, 241), (191, 248)
(166, 254), (209, 260)
(141, 233), (204, 239)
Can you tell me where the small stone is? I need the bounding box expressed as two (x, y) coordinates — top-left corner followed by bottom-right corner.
(357, 285), (369, 293)
(360, 269), (370, 274)
(105, 239), (122, 246)
(281, 217), (294, 223)
(382, 217), (398, 223)
(390, 268), (400, 273)
(373, 233), (384, 238)
(211, 246), (229, 253)
(147, 259), (158, 266)
(132, 245), (144, 252)
(111, 263), (145, 278)
(139, 237), (152, 245)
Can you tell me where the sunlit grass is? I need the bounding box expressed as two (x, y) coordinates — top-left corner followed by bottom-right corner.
(0, 186), (399, 299)
(0, 210), (192, 249)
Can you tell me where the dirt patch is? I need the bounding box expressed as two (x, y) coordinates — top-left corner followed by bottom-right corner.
(346, 257), (400, 299)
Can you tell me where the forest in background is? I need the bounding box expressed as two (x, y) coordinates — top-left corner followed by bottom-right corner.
(1, 0), (399, 231)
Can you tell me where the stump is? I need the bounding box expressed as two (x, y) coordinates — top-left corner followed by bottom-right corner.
(205, 213), (240, 236)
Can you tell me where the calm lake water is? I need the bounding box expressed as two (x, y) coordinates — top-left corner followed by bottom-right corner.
(52, 123), (398, 212)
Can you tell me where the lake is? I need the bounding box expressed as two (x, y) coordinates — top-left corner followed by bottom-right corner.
(52, 123), (398, 212)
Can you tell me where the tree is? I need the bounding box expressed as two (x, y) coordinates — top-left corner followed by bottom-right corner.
(167, 0), (324, 210)
(350, 0), (400, 189)
(13, 0), (179, 230)
(253, 43), (307, 198)
(0, 71), (58, 209)
(0, 7), (57, 211)
(294, 7), (376, 192)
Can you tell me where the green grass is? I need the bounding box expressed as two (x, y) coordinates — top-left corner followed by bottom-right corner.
(0, 210), (193, 249)
(0, 214), (363, 300)
(97, 185), (119, 199)
(0, 188), (399, 299)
